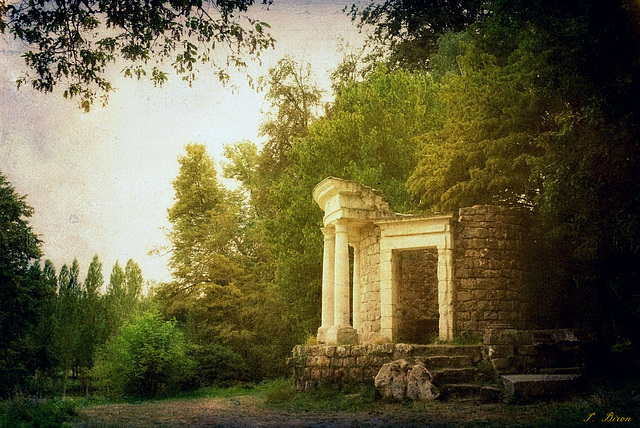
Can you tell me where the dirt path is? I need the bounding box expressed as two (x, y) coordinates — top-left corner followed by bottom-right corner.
(70, 395), (583, 427)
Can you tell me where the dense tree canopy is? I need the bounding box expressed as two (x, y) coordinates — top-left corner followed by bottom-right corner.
(348, 0), (486, 71)
(408, 0), (640, 337)
(1, 0), (274, 110)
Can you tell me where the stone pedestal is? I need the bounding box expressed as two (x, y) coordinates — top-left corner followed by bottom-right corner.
(326, 324), (359, 345)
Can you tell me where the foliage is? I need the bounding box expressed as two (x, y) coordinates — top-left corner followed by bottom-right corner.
(158, 142), (290, 380)
(257, 56), (324, 176)
(409, 0), (640, 339)
(187, 343), (249, 387)
(92, 310), (194, 398)
(1, 0), (274, 111)
(348, 0), (486, 71)
(263, 379), (377, 412)
(0, 395), (77, 428)
(0, 172), (49, 397)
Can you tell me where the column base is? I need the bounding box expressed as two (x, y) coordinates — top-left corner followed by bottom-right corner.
(326, 324), (359, 345)
(317, 325), (330, 344)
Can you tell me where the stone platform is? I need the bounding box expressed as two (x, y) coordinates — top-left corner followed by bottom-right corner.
(288, 343), (493, 399)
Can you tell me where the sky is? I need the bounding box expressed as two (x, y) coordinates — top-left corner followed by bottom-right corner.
(0, 0), (367, 285)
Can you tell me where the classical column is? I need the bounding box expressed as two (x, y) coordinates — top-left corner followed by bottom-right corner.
(327, 220), (358, 344)
(317, 227), (335, 343)
(352, 242), (361, 332)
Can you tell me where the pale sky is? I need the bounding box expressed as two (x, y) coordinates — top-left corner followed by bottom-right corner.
(0, 0), (366, 285)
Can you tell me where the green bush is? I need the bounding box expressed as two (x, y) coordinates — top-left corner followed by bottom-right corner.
(0, 396), (76, 428)
(92, 310), (194, 398)
(188, 343), (249, 387)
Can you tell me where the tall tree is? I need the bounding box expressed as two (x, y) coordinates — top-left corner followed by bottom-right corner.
(105, 261), (126, 337)
(257, 56), (323, 175)
(78, 254), (106, 394)
(2, 0), (275, 110)
(160, 143), (248, 348)
(124, 259), (143, 309)
(55, 260), (81, 396)
(0, 173), (45, 395)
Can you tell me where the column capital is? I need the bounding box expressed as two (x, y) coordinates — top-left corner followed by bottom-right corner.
(321, 226), (335, 238)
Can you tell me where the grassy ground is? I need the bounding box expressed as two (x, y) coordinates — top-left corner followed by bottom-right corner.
(65, 375), (640, 428)
(4, 374), (639, 427)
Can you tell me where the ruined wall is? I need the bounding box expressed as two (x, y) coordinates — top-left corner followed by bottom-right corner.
(453, 206), (532, 336)
(483, 328), (594, 373)
(358, 223), (381, 343)
(395, 249), (439, 343)
(289, 343), (482, 391)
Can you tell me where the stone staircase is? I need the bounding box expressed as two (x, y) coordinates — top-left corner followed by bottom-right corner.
(395, 344), (502, 402)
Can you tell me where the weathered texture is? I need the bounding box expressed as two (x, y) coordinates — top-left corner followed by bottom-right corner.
(313, 178), (536, 345)
(374, 359), (440, 401)
(358, 223), (382, 343)
(502, 374), (582, 401)
(453, 205), (532, 336)
(395, 249), (439, 344)
(406, 363), (440, 400)
(483, 327), (594, 374)
(289, 344), (482, 392)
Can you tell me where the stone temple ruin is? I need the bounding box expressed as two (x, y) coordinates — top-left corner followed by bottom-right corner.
(290, 177), (594, 401)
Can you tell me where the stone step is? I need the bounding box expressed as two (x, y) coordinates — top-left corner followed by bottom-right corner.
(416, 355), (474, 369)
(401, 344), (483, 358)
(431, 367), (489, 385)
(440, 384), (502, 402)
(501, 374), (582, 402)
(539, 366), (585, 375)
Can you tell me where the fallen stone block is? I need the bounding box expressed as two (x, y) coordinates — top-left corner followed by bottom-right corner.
(375, 359), (440, 401)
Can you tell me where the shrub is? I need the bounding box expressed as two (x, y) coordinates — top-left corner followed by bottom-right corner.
(188, 343), (249, 387)
(92, 310), (194, 398)
(0, 395), (76, 428)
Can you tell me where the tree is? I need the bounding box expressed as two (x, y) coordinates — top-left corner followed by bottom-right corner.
(408, 0), (640, 340)
(104, 260), (127, 336)
(78, 254), (106, 394)
(55, 260), (82, 395)
(1, 0), (275, 111)
(257, 56), (323, 175)
(0, 172), (52, 396)
(124, 259), (143, 311)
(160, 143), (249, 346)
(348, 0), (486, 71)
(167, 143), (239, 292)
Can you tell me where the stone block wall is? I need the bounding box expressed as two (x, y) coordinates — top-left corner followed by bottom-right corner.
(453, 206), (532, 336)
(289, 343), (483, 391)
(395, 249), (439, 343)
(358, 223), (382, 343)
(483, 327), (594, 374)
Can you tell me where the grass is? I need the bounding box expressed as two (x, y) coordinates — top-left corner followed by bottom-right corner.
(9, 373), (640, 427)
(262, 379), (378, 411)
(430, 332), (483, 345)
